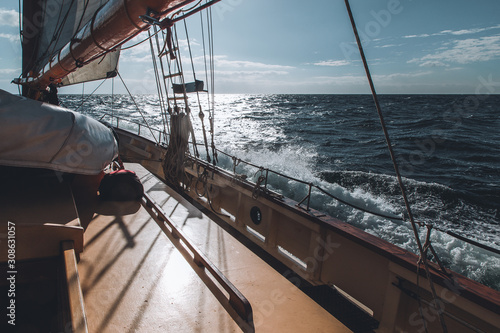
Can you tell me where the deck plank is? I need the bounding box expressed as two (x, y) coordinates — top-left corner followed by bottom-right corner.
(78, 163), (350, 332)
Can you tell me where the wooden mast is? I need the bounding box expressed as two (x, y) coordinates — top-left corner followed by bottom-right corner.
(17, 0), (196, 95)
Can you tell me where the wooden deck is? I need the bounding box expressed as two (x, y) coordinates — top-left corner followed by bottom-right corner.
(77, 163), (351, 332)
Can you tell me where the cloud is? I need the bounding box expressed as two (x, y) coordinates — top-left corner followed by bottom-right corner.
(120, 32), (207, 64)
(217, 70), (289, 78)
(377, 71), (433, 79)
(204, 56), (297, 92)
(214, 56), (293, 83)
(374, 43), (404, 49)
(177, 38), (201, 50)
(0, 33), (18, 42)
(312, 60), (350, 67)
(403, 33), (430, 39)
(215, 55), (294, 70)
(409, 34), (500, 66)
(0, 8), (18, 27)
(0, 68), (19, 74)
(312, 71), (432, 85)
(403, 24), (500, 39)
(312, 75), (365, 86)
(440, 25), (500, 36)
(120, 32), (156, 63)
(418, 61), (448, 67)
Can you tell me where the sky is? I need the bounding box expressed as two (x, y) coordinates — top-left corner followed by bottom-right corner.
(1, 0), (500, 95)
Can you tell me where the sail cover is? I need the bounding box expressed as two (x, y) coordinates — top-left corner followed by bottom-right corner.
(0, 89), (118, 175)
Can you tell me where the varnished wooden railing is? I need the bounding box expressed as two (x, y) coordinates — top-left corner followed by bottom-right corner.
(61, 240), (88, 333)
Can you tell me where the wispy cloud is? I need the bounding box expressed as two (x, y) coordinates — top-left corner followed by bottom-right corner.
(409, 34), (500, 66)
(312, 60), (350, 67)
(440, 26), (500, 36)
(0, 8), (18, 27)
(376, 71), (433, 79)
(0, 33), (18, 42)
(403, 24), (500, 39)
(121, 33), (210, 64)
(120, 31), (196, 62)
(208, 56), (296, 92)
(312, 71), (432, 85)
(217, 70), (289, 78)
(404, 33), (431, 39)
(215, 55), (294, 70)
(374, 43), (405, 49)
(0, 68), (19, 74)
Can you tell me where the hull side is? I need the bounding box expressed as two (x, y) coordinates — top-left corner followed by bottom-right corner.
(116, 127), (500, 332)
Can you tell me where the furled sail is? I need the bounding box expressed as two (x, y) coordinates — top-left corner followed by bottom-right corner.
(22, 0), (119, 87)
(0, 89), (118, 174)
(18, 0), (197, 94)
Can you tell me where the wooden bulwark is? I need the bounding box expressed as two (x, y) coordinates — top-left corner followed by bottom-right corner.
(62, 240), (88, 333)
(117, 129), (500, 333)
(142, 192), (254, 332)
(186, 158), (500, 332)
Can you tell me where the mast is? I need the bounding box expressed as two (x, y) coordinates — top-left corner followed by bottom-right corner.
(16, 0), (197, 97)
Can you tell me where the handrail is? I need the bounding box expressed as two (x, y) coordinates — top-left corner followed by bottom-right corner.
(107, 113), (500, 256)
(212, 148), (403, 220)
(141, 193), (254, 332)
(99, 112), (167, 144)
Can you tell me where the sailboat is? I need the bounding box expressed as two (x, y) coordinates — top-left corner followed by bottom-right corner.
(1, 0), (499, 332)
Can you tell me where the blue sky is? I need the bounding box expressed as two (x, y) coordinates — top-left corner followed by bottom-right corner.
(1, 0), (500, 94)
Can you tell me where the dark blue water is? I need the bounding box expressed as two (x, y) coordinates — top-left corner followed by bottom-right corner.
(61, 93), (500, 289)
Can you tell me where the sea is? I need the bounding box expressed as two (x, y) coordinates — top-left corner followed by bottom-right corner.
(60, 93), (500, 290)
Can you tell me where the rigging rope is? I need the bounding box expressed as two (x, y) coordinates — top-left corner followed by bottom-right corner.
(44, 0), (77, 72)
(117, 71), (160, 145)
(172, 24), (199, 157)
(111, 76), (114, 122)
(344, 1), (448, 332)
(75, 79), (106, 112)
(17, 0), (22, 45)
(207, 6), (217, 165)
(153, 27), (174, 117)
(179, 0), (204, 14)
(183, 18), (211, 163)
(148, 28), (170, 143)
(121, 27), (164, 51)
(145, 17), (199, 188)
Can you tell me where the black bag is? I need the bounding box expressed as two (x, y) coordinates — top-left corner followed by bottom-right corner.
(98, 169), (144, 201)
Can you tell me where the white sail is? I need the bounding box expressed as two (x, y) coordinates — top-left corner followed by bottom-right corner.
(23, 0), (120, 86)
(20, 0), (195, 90)
(59, 47), (120, 86)
(0, 89), (118, 174)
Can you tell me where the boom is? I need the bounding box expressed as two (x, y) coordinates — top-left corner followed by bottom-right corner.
(15, 0), (196, 95)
